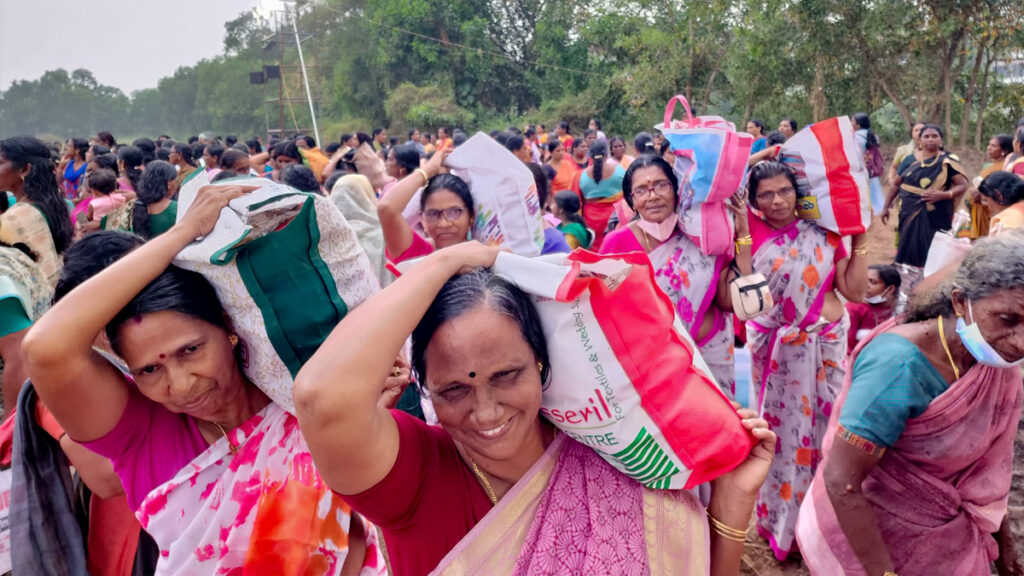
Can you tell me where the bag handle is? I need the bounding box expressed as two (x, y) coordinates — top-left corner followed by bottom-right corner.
(663, 95), (696, 129)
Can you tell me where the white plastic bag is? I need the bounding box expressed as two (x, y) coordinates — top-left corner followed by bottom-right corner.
(923, 231), (972, 278)
(447, 133), (545, 256)
(173, 172), (380, 413)
(491, 251), (754, 489)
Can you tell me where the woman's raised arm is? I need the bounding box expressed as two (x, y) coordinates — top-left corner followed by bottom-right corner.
(23, 185), (251, 442)
(293, 242), (499, 495)
(715, 192), (754, 311)
(377, 147), (448, 258)
(835, 234), (869, 303)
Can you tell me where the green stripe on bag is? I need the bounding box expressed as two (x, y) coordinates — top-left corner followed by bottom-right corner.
(235, 197), (349, 377)
(612, 427), (681, 488)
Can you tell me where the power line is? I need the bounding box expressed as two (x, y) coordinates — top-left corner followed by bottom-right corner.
(318, 4), (603, 78)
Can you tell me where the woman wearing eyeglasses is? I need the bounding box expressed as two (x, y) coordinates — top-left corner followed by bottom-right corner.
(743, 161), (868, 562)
(378, 148), (475, 263)
(600, 155), (752, 398)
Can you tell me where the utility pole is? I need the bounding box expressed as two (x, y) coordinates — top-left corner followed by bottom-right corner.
(290, 2), (320, 147)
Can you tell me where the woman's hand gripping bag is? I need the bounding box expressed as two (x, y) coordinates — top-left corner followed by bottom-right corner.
(655, 95), (752, 257)
(447, 132), (545, 257)
(491, 251), (755, 489)
(172, 171), (380, 413)
(354, 142), (389, 191)
(779, 116), (871, 236)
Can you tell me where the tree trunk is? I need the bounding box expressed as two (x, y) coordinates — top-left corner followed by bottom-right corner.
(811, 55), (827, 122)
(959, 43), (985, 148)
(700, 66), (719, 115)
(975, 45), (994, 149)
(941, 30), (965, 141)
(879, 78), (915, 129)
(685, 19), (694, 103)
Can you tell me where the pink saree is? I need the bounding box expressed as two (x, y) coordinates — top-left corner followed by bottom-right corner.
(137, 402), (386, 575)
(746, 215), (848, 560)
(797, 319), (1023, 575)
(429, 434), (710, 575)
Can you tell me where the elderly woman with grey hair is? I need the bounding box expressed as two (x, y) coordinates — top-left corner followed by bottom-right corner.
(796, 232), (1024, 576)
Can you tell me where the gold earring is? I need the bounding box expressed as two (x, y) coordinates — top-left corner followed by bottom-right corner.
(537, 362), (544, 373)
(229, 334), (240, 347)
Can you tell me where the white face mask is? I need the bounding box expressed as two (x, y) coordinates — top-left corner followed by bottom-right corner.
(865, 293), (888, 305)
(637, 214), (679, 243)
(956, 300), (1024, 368)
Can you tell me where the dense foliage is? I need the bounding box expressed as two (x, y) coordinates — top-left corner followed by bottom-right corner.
(1, 0), (1022, 147)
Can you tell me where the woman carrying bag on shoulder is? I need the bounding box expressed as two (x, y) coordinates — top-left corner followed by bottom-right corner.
(601, 155), (758, 398)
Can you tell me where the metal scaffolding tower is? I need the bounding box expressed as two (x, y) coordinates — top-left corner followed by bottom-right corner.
(256, 2), (320, 144)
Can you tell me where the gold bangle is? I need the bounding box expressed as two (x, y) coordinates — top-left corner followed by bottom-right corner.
(735, 235), (752, 246)
(853, 247), (868, 256)
(709, 521), (746, 542)
(705, 509), (748, 542)
(413, 168), (430, 186)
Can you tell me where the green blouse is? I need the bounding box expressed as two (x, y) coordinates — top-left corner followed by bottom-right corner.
(839, 333), (949, 447)
(148, 200), (178, 238)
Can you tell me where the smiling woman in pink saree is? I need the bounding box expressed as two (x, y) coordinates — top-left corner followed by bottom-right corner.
(25, 185), (385, 575)
(743, 162), (868, 561)
(796, 234), (1024, 576)
(294, 242), (778, 576)
(601, 155), (753, 397)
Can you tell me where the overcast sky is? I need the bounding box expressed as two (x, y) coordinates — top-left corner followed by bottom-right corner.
(0, 0), (285, 94)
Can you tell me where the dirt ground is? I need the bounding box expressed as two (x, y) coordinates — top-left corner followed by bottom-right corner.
(738, 145), (988, 576)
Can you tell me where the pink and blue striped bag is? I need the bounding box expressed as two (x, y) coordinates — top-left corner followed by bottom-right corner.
(655, 95), (753, 256)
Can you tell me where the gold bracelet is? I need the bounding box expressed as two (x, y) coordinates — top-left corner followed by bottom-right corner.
(413, 168), (430, 186)
(853, 247), (868, 256)
(735, 235), (752, 246)
(705, 509), (748, 542)
(709, 521), (746, 542)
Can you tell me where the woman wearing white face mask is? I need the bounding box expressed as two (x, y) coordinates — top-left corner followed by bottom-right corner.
(796, 232), (1024, 576)
(845, 264), (901, 354)
(600, 154), (752, 397)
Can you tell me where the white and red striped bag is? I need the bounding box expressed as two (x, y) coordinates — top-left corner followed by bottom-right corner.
(492, 251), (754, 489)
(779, 116), (871, 236)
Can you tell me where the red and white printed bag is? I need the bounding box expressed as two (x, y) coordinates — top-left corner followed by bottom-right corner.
(779, 116), (871, 236)
(492, 251), (755, 489)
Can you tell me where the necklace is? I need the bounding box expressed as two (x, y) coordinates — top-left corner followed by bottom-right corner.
(937, 316), (961, 381)
(213, 422), (238, 455)
(468, 456), (499, 504)
(920, 154), (941, 168)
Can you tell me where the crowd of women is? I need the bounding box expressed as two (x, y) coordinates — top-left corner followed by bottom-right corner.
(0, 113), (1023, 576)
